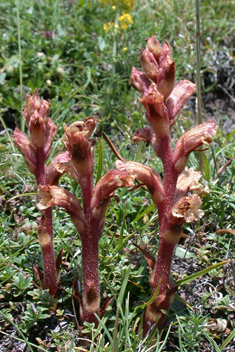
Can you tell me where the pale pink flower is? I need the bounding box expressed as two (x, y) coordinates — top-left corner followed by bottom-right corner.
(171, 194), (204, 224)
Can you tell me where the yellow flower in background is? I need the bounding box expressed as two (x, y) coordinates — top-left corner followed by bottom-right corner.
(103, 22), (119, 33)
(98, 0), (118, 6)
(103, 13), (133, 33)
(118, 13), (133, 30)
(98, 0), (135, 13)
(103, 12), (133, 33)
(120, 0), (135, 12)
(103, 22), (112, 33)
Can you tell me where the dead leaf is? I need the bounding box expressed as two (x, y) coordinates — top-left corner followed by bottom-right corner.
(100, 295), (114, 319)
(133, 243), (155, 272)
(216, 229), (235, 236)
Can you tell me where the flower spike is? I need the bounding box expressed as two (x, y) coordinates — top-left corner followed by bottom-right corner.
(126, 36), (217, 336)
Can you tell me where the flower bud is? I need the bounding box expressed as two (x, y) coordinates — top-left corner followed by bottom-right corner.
(140, 48), (159, 82)
(146, 36), (162, 60)
(167, 80), (196, 124)
(91, 169), (135, 210)
(22, 90), (56, 151)
(13, 128), (36, 174)
(43, 119), (57, 160)
(115, 160), (164, 206)
(159, 41), (173, 64)
(24, 92), (34, 120)
(39, 98), (50, 118)
(157, 61), (175, 99)
(29, 111), (45, 148)
(133, 127), (153, 144)
(63, 117), (98, 176)
(143, 38), (175, 98)
(140, 85), (170, 139)
(141, 84), (165, 117)
(32, 89), (41, 111)
(130, 67), (151, 94)
(173, 119), (218, 173)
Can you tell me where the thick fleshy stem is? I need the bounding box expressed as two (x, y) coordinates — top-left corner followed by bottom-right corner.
(143, 239), (176, 336)
(143, 137), (179, 334)
(80, 221), (100, 325)
(79, 174), (100, 325)
(35, 147), (57, 296)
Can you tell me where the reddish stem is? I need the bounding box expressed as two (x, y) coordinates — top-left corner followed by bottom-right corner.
(81, 226), (100, 324)
(41, 237), (57, 296)
(35, 147), (57, 296)
(80, 173), (100, 325)
(143, 135), (179, 334)
(35, 148), (46, 186)
(143, 237), (176, 336)
(151, 238), (175, 295)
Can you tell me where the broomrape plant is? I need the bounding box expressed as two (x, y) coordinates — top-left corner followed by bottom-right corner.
(115, 36), (217, 336)
(13, 92), (134, 324)
(13, 93), (58, 298)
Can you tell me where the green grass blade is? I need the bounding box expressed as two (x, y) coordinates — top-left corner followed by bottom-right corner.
(175, 260), (230, 286)
(16, 0), (24, 131)
(175, 293), (193, 311)
(118, 208), (127, 250)
(9, 192), (37, 201)
(133, 204), (156, 223)
(124, 293), (131, 351)
(94, 314), (113, 345)
(226, 129), (235, 143)
(51, 81), (88, 122)
(96, 137), (103, 184)
(177, 325), (186, 352)
(113, 266), (131, 352)
(219, 328), (235, 351)
(201, 329), (221, 352)
(134, 143), (143, 161)
(68, 331), (77, 352)
(153, 323), (172, 352)
(135, 282), (161, 310)
(203, 152), (210, 182)
(128, 282), (161, 323)
(0, 114), (16, 151)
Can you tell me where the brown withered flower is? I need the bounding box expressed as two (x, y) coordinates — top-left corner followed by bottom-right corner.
(62, 117), (98, 176)
(171, 194), (204, 224)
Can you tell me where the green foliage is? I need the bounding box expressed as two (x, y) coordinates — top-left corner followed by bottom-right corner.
(20, 304), (50, 331)
(12, 272), (32, 296)
(176, 311), (218, 352)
